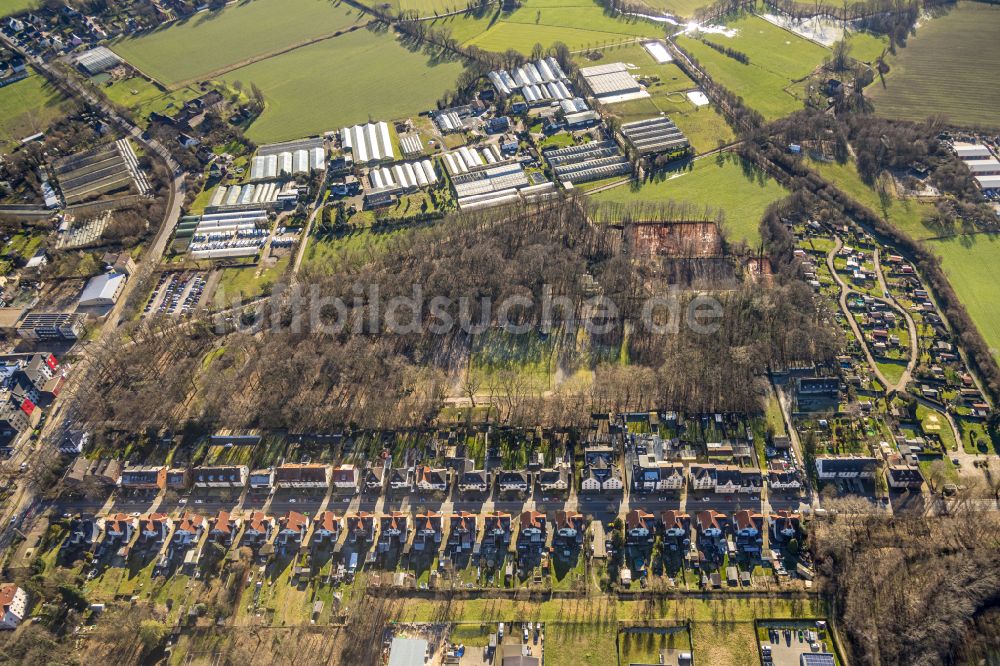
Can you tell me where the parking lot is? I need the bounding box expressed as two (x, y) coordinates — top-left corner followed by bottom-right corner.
(143, 271), (207, 317)
(759, 621), (836, 666)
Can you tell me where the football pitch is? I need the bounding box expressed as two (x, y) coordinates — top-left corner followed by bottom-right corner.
(223, 29), (464, 144)
(111, 0), (367, 86)
(867, 1), (1000, 129)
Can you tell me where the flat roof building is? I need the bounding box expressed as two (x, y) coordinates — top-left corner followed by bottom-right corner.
(580, 62), (647, 103)
(387, 637), (428, 666)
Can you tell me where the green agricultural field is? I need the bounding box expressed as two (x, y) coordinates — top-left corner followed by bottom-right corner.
(0, 0), (34, 17)
(675, 15), (830, 120)
(843, 29), (889, 63)
(464, 0), (664, 53)
(633, 0), (712, 19)
(591, 154), (788, 246)
(0, 71), (72, 152)
(111, 0), (366, 85)
(867, 2), (1000, 129)
(806, 156), (937, 240)
(222, 29), (464, 143)
(926, 233), (1000, 363)
(424, 9), (497, 42)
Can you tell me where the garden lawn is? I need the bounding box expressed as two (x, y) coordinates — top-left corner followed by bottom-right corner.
(111, 0), (366, 85)
(223, 29), (464, 143)
(591, 154), (788, 246)
(0, 0), (33, 17)
(926, 233), (1000, 364)
(0, 71), (71, 152)
(806, 156), (937, 240)
(675, 15), (829, 120)
(867, 2), (1000, 129)
(464, 0), (664, 53)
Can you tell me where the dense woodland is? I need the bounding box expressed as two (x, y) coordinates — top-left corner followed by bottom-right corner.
(813, 505), (1000, 666)
(71, 199), (834, 432)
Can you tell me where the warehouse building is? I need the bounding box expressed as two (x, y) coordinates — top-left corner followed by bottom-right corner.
(952, 142), (1000, 192)
(619, 117), (689, 157)
(544, 140), (631, 186)
(340, 121), (396, 164)
(75, 47), (121, 75)
(579, 62), (647, 103)
(78, 272), (127, 308)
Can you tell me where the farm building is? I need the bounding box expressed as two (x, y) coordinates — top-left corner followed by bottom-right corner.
(250, 148), (324, 180)
(79, 272), (127, 308)
(398, 133), (423, 157)
(952, 142), (1000, 191)
(618, 117), (689, 157)
(434, 111), (464, 133)
(488, 57), (571, 102)
(51, 140), (149, 205)
(579, 62), (647, 103)
(643, 40), (672, 63)
(450, 162), (556, 211)
(207, 181), (299, 212)
(75, 47), (121, 75)
(544, 140), (631, 186)
(186, 210), (269, 259)
(340, 121), (396, 164)
(440, 145), (508, 176)
(367, 159), (438, 193)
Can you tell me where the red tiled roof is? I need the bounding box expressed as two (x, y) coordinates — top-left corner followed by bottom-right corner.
(316, 511), (340, 533)
(176, 511), (204, 533)
(281, 511), (309, 532)
(519, 510), (545, 529)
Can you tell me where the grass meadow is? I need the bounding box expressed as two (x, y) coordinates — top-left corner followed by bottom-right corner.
(675, 14), (829, 120)
(222, 28), (464, 143)
(577, 43), (736, 154)
(0, 71), (72, 152)
(591, 154), (789, 246)
(634, 0), (713, 19)
(0, 0), (33, 17)
(805, 156), (937, 240)
(463, 0), (665, 53)
(926, 233), (1000, 363)
(111, 0), (366, 85)
(867, 2), (1000, 129)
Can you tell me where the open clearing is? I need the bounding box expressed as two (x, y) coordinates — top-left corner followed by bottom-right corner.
(675, 14), (829, 120)
(867, 2), (1000, 129)
(222, 29), (464, 143)
(591, 154), (788, 246)
(806, 156), (938, 240)
(111, 0), (366, 86)
(926, 233), (1000, 363)
(98, 76), (205, 122)
(0, 70), (72, 152)
(464, 0), (665, 53)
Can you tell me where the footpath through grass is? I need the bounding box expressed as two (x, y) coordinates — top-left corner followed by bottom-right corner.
(112, 0), (366, 85)
(591, 154), (788, 247)
(867, 2), (1000, 129)
(224, 29), (464, 143)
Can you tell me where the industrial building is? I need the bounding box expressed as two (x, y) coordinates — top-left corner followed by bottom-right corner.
(544, 140), (631, 186)
(340, 121), (396, 164)
(367, 159), (438, 193)
(78, 272), (127, 308)
(75, 47), (121, 75)
(618, 117), (689, 157)
(579, 62), (647, 103)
